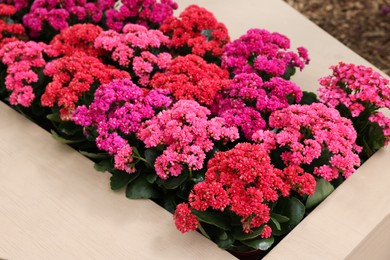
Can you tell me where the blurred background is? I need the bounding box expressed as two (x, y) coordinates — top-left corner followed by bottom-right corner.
(284, 0), (390, 75)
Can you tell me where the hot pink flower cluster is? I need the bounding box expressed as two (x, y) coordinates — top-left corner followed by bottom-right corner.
(0, 40), (47, 106)
(174, 143), (315, 235)
(22, 0), (70, 38)
(49, 23), (103, 57)
(72, 79), (172, 173)
(253, 103), (361, 181)
(94, 23), (172, 87)
(104, 0), (178, 32)
(212, 73), (303, 139)
(318, 62), (390, 117)
(150, 54), (230, 105)
(41, 52), (129, 119)
(221, 29), (309, 78)
(160, 4), (230, 59)
(137, 100), (239, 179)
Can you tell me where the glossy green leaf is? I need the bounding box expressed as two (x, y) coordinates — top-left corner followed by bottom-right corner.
(191, 209), (230, 231)
(79, 150), (111, 160)
(126, 175), (160, 199)
(93, 159), (113, 173)
(46, 113), (61, 123)
(162, 172), (189, 189)
(270, 217), (281, 231)
(110, 171), (139, 190)
(144, 149), (159, 168)
(50, 130), (84, 144)
(270, 213), (290, 223)
(275, 197), (305, 233)
(306, 178), (334, 209)
(241, 237), (274, 251)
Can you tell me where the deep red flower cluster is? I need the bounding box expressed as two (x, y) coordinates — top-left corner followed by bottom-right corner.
(49, 23), (103, 57)
(150, 54), (230, 105)
(160, 4), (230, 59)
(174, 143), (315, 235)
(0, 4), (28, 48)
(41, 53), (129, 119)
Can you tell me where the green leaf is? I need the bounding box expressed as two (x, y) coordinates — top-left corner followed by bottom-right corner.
(110, 171), (139, 190)
(79, 150), (111, 160)
(300, 91), (318, 105)
(270, 217), (281, 231)
(241, 237), (274, 251)
(191, 209), (230, 231)
(275, 197), (305, 233)
(234, 226), (265, 241)
(46, 113), (61, 123)
(126, 175), (160, 199)
(93, 159), (113, 172)
(162, 172), (189, 189)
(201, 29), (213, 41)
(270, 213), (290, 223)
(145, 173), (157, 184)
(50, 130), (84, 144)
(144, 149), (159, 168)
(58, 121), (81, 136)
(216, 234), (235, 249)
(306, 178), (334, 209)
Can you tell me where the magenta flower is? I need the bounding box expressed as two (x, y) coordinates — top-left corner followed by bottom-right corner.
(221, 29), (309, 79)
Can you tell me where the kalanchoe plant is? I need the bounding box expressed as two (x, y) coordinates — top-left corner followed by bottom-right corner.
(103, 0), (178, 32)
(221, 28), (309, 80)
(211, 73), (303, 140)
(137, 100), (239, 180)
(0, 4), (28, 48)
(174, 142), (316, 253)
(253, 102), (361, 189)
(94, 23), (172, 87)
(40, 52), (129, 120)
(150, 54), (230, 106)
(72, 78), (172, 174)
(318, 62), (390, 161)
(49, 23), (103, 57)
(159, 4), (230, 63)
(0, 40), (48, 107)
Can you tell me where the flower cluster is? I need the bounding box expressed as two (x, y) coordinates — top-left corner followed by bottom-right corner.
(104, 0), (178, 32)
(0, 4), (28, 48)
(137, 100), (239, 179)
(221, 29), (309, 79)
(72, 79), (171, 173)
(253, 103), (361, 181)
(22, 0), (70, 38)
(94, 23), (171, 86)
(319, 62), (390, 116)
(49, 23), (103, 57)
(41, 52), (129, 119)
(0, 40), (47, 106)
(318, 62), (390, 156)
(212, 73), (303, 139)
(150, 54), (230, 105)
(160, 4), (230, 60)
(174, 143), (315, 235)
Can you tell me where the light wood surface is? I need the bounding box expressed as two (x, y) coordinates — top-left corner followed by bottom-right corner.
(1, 0), (389, 259)
(0, 101), (234, 259)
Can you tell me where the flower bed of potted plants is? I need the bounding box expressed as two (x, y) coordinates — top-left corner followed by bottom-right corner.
(0, 1), (389, 258)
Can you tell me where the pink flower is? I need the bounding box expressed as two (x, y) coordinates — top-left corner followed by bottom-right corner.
(173, 203), (199, 233)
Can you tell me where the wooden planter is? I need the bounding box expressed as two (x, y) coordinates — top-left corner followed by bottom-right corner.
(1, 1), (389, 259)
